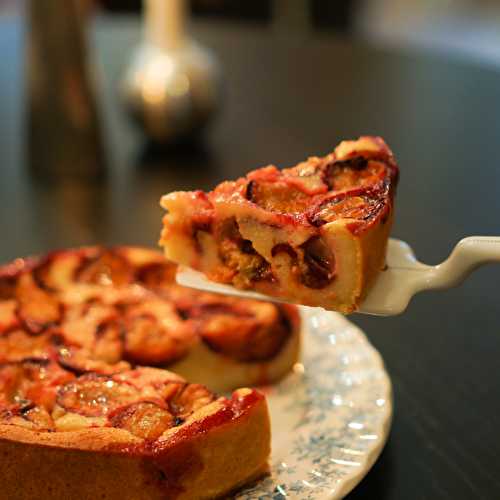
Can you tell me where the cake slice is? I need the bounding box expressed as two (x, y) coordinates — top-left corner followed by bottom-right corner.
(160, 136), (399, 313)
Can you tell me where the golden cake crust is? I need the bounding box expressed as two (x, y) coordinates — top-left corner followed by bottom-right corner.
(0, 389), (270, 500)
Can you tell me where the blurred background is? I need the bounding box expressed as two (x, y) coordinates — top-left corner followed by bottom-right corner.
(1, 2), (500, 499)
(1, 0), (500, 255)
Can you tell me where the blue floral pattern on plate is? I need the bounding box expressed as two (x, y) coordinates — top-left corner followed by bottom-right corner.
(235, 308), (392, 500)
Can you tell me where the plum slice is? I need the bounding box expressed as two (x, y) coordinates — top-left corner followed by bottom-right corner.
(0, 403), (55, 431)
(0, 359), (74, 412)
(20, 404), (55, 430)
(60, 301), (118, 350)
(135, 261), (177, 288)
(193, 300), (291, 361)
(56, 374), (141, 417)
(109, 401), (174, 440)
(76, 249), (133, 286)
(15, 273), (61, 334)
(93, 319), (124, 365)
(33, 251), (83, 291)
(57, 346), (130, 376)
(324, 157), (387, 190)
(245, 179), (311, 213)
(123, 300), (194, 365)
(308, 187), (387, 228)
(0, 277), (16, 301)
(168, 383), (215, 419)
(0, 329), (53, 363)
(0, 300), (20, 334)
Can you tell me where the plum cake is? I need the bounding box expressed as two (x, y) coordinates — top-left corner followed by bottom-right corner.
(0, 247), (276, 499)
(160, 136), (399, 313)
(0, 364), (270, 499)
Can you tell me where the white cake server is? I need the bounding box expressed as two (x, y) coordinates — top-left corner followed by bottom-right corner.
(176, 236), (500, 316)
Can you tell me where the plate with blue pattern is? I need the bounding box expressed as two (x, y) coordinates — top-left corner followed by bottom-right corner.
(235, 307), (392, 500)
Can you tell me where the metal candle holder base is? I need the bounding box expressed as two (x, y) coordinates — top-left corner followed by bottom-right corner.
(121, 40), (221, 143)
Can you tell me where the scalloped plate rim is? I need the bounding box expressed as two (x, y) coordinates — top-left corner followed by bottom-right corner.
(236, 308), (393, 499)
(331, 312), (393, 499)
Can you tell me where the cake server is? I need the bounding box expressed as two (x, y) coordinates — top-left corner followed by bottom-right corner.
(176, 236), (500, 316)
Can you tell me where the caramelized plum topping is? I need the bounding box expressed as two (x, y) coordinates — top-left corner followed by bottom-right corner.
(324, 157), (386, 190)
(16, 273), (61, 334)
(93, 320), (124, 365)
(0, 363), (26, 404)
(124, 315), (184, 365)
(285, 162), (329, 195)
(245, 180), (310, 213)
(77, 250), (132, 286)
(136, 262), (176, 288)
(60, 302), (117, 349)
(57, 347), (130, 376)
(56, 374), (140, 417)
(308, 189), (387, 227)
(20, 405), (55, 430)
(109, 401), (174, 440)
(0, 330), (53, 362)
(0, 300), (20, 334)
(113, 367), (184, 392)
(168, 383), (214, 419)
(0, 403), (55, 430)
(33, 252), (82, 291)
(197, 302), (291, 361)
(0, 359), (74, 411)
(123, 301), (193, 365)
(0, 244), (291, 435)
(0, 277), (16, 301)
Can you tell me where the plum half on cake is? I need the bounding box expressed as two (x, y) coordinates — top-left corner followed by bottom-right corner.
(0, 247), (275, 499)
(160, 136), (399, 313)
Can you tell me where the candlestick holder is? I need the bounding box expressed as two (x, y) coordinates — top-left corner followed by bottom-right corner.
(121, 1), (222, 143)
(27, 0), (106, 178)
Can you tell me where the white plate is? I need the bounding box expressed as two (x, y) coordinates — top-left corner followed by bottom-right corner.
(236, 308), (393, 499)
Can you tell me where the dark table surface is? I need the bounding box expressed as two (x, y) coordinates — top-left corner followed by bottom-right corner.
(1, 14), (500, 499)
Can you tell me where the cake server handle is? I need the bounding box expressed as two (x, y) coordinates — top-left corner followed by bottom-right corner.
(421, 236), (500, 290)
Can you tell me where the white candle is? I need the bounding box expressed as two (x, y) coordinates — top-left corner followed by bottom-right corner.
(144, 0), (186, 51)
